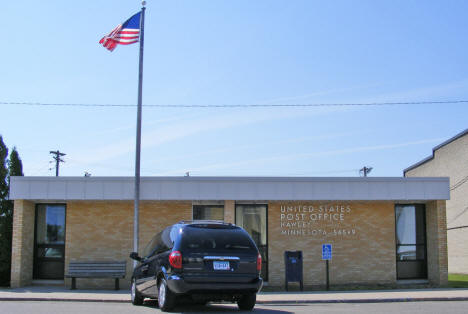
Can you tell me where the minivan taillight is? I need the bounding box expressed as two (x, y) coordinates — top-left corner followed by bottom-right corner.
(257, 253), (262, 271)
(169, 251), (182, 269)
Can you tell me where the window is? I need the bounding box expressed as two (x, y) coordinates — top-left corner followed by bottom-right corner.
(180, 226), (256, 252)
(141, 227), (174, 258)
(395, 204), (427, 279)
(36, 204), (65, 245)
(34, 204), (66, 279)
(193, 205), (224, 221)
(236, 204), (268, 281)
(141, 233), (160, 258)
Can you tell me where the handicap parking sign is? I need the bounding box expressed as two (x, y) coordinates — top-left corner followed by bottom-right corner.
(322, 244), (332, 260)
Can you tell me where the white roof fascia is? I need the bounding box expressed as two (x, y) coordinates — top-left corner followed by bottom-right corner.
(9, 176), (450, 202)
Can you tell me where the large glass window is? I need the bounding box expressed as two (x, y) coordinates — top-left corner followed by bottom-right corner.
(141, 227), (174, 258)
(36, 205), (65, 246)
(180, 226), (256, 252)
(34, 204), (66, 279)
(193, 205), (224, 221)
(236, 204), (268, 281)
(395, 204), (427, 279)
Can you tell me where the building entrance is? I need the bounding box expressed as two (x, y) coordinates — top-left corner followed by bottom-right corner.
(33, 204), (66, 279)
(235, 204), (268, 281)
(395, 204), (427, 279)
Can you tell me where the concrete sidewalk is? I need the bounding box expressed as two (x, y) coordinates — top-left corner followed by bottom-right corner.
(1, 286), (468, 304)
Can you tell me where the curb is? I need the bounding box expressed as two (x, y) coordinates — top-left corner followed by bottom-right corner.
(0, 297), (130, 303)
(256, 297), (468, 304)
(1, 297), (468, 304)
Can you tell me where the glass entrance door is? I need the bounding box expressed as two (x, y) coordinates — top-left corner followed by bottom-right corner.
(235, 204), (268, 281)
(34, 204), (66, 279)
(395, 204), (427, 279)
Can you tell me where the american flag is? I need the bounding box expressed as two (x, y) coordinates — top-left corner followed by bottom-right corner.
(99, 12), (141, 52)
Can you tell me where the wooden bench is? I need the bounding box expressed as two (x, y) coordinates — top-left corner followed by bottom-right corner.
(65, 261), (126, 290)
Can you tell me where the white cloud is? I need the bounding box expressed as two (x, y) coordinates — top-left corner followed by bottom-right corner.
(68, 105), (345, 165)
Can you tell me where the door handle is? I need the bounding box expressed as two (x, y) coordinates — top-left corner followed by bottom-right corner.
(141, 265), (149, 272)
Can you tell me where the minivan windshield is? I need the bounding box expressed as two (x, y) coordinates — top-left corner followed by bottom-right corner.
(180, 226), (256, 251)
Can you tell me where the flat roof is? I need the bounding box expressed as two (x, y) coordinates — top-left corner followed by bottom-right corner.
(404, 128), (468, 174)
(10, 176), (450, 201)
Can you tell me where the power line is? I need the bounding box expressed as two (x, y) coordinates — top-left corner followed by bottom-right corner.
(451, 174), (468, 191)
(1, 100), (468, 109)
(447, 225), (468, 231)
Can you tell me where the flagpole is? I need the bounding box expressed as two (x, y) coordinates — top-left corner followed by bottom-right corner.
(134, 1), (146, 268)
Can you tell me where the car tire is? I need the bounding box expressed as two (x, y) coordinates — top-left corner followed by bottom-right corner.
(131, 278), (144, 305)
(158, 278), (176, 311)
(237, 293), (256, 311)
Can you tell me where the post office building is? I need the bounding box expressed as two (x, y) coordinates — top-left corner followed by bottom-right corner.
(9, 176), (449, 289)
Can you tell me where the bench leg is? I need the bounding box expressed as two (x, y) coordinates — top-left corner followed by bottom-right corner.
(71, 278), (76, 290)
(115, 278), (119, 290)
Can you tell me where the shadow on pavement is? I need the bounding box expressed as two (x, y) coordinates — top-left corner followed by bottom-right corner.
(142, 300), (294, 313)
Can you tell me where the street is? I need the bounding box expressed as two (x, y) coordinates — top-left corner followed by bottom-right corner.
(1, 301), (468, 314)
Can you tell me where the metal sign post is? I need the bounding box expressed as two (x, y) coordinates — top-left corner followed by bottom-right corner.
(322, 244), (332, 291)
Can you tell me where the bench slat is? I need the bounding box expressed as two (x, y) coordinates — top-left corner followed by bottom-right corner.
(66, 261), (126, 290)
(69, 266), (126, 270)
(65, 274), (125, 278)
(69, 264), (126, 266)
(66, 262), (126, 277)
(69, 270), (125, 273)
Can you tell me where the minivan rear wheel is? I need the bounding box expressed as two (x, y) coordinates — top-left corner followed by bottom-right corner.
(237, 293), (256, 311)
(131, 278), (144, 305)
(158, 278), (176, 311)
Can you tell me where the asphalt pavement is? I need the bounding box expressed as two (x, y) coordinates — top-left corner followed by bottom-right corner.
(2, 300), (468, 314)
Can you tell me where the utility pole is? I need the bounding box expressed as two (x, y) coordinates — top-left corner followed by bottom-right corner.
(50, 150), (66, 176)
(359, 166), (373, 177)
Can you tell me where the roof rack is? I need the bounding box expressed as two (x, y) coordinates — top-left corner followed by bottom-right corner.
(177, 220), (235, 226)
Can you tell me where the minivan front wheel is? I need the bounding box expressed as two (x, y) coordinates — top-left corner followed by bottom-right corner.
(237, 293), (256, 311)
(131, 278), (143, 305)
(158, 278), (176, 311)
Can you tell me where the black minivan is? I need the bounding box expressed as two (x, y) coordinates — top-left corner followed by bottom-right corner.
(129, 220), (263, 311)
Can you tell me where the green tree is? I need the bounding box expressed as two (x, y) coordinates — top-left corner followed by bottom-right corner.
(0, 136), (7, 201)
(8, 147), (23, 182)
(0, 136), (10, 286)
(0, 139), (24, 286)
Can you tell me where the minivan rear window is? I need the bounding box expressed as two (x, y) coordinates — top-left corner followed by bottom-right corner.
(181, 226), (256, 251)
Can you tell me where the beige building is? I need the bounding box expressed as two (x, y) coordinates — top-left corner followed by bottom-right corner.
(10, 176), (449, 289)
(405, 128), (468, 275)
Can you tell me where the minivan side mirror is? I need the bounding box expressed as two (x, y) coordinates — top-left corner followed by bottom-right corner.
(129, 252), (142, 261)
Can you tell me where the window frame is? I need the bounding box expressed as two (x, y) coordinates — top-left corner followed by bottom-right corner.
(235, 203), (269, 282)
(394, 204), (427, 262)
(192, 204), (225, 221)
(33, 203), (67, 280)
(394, 204), (428, 280)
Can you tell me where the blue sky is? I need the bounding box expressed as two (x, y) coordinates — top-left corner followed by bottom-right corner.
(1, 0), (467, 177)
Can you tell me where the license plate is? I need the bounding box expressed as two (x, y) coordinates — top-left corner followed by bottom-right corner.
(213, 261), (230, 270)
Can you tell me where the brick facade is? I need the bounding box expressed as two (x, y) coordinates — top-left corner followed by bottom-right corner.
(64, 201), (192, 289)
(10, 200), (35, 288)
(11, 199), (448, 289)
(405, 131), (468, 274)
(268, 201), (396, 288)
(426, 200), (448, 286)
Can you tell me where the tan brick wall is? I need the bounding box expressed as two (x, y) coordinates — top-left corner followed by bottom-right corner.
(224, 200), (235, 223)
(12, 198), (448, 289)
(10, 200), (35, 288)
(426, 200), (448, 286)
(64, 201), (191, 289)
(405, 133), (468, 274)
(268, 201), (397, 288)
